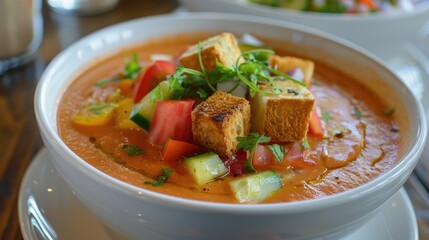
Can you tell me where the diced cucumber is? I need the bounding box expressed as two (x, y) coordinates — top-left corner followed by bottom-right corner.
(230, 170), (282, 203)
(129, 81), (172, 130)
(184, 152), (228, 185)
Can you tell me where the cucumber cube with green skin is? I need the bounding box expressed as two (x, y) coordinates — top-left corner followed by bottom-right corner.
(230, 170), (282, 203)
(129, 81), (172, 131)
(184, 152), (228, 185)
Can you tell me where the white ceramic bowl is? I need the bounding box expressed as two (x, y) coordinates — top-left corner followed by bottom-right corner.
(180, 0), (429, 59)
(35, 13), (427, 239)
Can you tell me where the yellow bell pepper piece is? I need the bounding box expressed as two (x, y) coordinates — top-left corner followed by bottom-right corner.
(72, 103), (116, 126)
(118, 79), (135, 96)
(115, 98), (139, 130)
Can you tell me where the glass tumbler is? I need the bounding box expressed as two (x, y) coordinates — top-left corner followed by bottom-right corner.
(47, 0), (119, 15)
(0, 0), (43, 74)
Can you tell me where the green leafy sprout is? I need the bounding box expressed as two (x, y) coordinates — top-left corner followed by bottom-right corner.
(144, 168), (173, 187)
(95, 53), (142, 87)
(166, 46), (305, 100)
(236, 133), (271, 173)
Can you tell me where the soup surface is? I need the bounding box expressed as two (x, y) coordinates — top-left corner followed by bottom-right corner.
(58, 33), (400, 203)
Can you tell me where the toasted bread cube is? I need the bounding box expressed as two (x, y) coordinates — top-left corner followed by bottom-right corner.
(250, 80), (315, 142)
(269, 55), (315, 87)
(192, 91), (250, 157)
(179, 32), (242, 71)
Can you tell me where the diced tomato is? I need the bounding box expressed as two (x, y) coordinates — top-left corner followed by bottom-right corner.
(133, 60), (176, 102)
(285, 141), (316, 169)
(148, 99), (194, 146)
(162, 139), (203, 162)
(224, 150), (247, 176)
(308, 109), (324, 137)
(359, 0), (377, 10)
(252, 144), (276, 167)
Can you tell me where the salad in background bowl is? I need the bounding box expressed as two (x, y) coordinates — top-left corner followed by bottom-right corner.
(180, 0), (429, 59)
(249, 0), (418, 14)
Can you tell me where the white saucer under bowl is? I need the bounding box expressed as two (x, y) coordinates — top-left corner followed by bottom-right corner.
(18, 148), (418, 240)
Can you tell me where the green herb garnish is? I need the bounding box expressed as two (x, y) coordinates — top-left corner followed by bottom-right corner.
(87, 103), (110, 112)
(267, 144), (285, 162)
(322, 110), (331, 123)
(94, 53), (142, 87)
(382, 108), (395, 116)
(124, 53), (142, 79)
(166, 47), (304, 100)
(95, 76), (121, 87)
(196, 88), (208, 98)
(302, 138), (310, 150)
(237, 133), (271, 173)
(87, 103), (112, 115)
(167, 65), (204, 99)
(144, 168), (173, 187)
(197, 42), (217, 92)
(121, 144), (144, 156)
(352, 107), (364, 119)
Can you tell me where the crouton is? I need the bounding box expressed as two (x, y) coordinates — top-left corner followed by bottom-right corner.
(192, 91), (250, 157)
(179, 32), (243, 72)
(250, 80), (315, 142)
(269, 55), (315, 87)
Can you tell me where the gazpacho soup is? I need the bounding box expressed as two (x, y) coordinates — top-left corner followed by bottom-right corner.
(58, 32), (400, 204)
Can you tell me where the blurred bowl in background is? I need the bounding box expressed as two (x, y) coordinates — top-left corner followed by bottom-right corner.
(180, 0), (429, 59)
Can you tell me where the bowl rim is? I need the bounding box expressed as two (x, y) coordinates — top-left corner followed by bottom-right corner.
(218, 0), (429, 20)
(35, 12), (428, 214)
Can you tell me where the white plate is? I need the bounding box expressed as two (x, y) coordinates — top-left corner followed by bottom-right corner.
(18, 148), (418, 240)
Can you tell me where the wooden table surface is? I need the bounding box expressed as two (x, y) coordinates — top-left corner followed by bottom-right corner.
(0, 1), (178, 239)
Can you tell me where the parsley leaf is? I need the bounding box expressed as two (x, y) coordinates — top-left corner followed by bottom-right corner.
(123, 53), (142, 79)
(382, 108), (395, 116)
(164, 46), (304, 100)
(209, 60), (237, 83)
(352, 107), (364, 119)
(94, 53), (141, 87)
(196, 88), (208, 98)
(167, 65), (205, 99)
(267, 144), (284, 162)
(144, 168), (173, 187)
(237, 133), (271, 173)
(95, 76), (122, 87)
(87, 103), (111, 112)
(121, 144), (144, 156)
(236, 49), (305, 97)
(302, 138), (310, 150)
(322, 110), (331, 123)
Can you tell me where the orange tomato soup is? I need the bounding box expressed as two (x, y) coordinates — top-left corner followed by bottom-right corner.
(57, 33), (400, 203)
